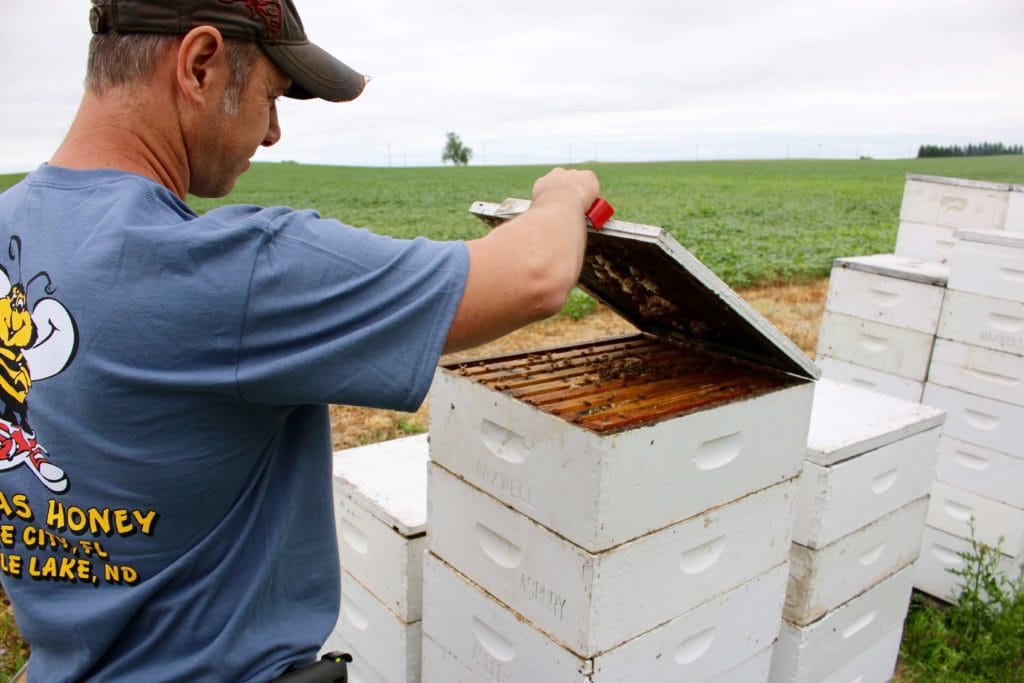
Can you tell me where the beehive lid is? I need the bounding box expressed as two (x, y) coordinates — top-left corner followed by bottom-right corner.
(332, 433), (428, 536)
(906, 173), (1015, 192)
(954, 229), (1024, 249)
(470, 198), (820, 380)
(805, 379), (945, 466)
(834, 253), (949, 286)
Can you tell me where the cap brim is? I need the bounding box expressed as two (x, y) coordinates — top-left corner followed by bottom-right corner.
(263, 41), (366, 102)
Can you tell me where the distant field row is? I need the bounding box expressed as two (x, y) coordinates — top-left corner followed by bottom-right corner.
(4, 156), (1021, 288)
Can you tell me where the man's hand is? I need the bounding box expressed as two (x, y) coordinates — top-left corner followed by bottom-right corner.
(443, 168), (601, 354)
(531, 167), (601, 218)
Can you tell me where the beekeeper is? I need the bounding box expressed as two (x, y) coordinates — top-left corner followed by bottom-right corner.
(0, 0), (598, 680)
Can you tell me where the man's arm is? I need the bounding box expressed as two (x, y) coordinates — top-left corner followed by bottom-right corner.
(443, 168), (599, 353)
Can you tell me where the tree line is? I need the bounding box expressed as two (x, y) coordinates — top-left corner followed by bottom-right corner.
(917, 142), (1023, 158)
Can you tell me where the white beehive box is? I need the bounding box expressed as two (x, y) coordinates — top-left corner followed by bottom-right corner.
(785, 496), (927, 626)
(428, 461), (795, 656)
(332, 434), (428, 622)
(935, 436), (1024, 508)
(899, 174), (1011, 233)
(894, 221), (958, 264)
(802, 379), (945, 467)
(922, 382), (1024, 456)
(421, 551), (788, 683)
(824, 254), (948, 333)
(926, 481), (1024, 556)
(793, 427), (939, 548)
(927, 338), (1024, 407)
(703, 647), (773, 683)
(815, 311), (935, 381)
(768, 563), (915, 683)
(421, 636), (775, 683)
(914, 525), (1022, 602)
(1007, 185), (1024, 231)
(816, 356), (923, 402)
(936, 289), (1024, 355)
(803, 627), (903, 683)
(786, 380), (942, 550)
(947, 229), (1024, 301)
(431, 200), (819, 553)
(320, 569), (421, 683)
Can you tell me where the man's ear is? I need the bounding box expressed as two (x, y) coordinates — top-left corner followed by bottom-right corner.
(175, 26), (228, 105)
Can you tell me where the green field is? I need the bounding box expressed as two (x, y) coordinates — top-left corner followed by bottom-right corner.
(2, 154), (1023, 678)
(3, 155), (1022, 288)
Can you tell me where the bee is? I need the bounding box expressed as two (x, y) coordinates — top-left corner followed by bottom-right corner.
(0, 236), (77, 494)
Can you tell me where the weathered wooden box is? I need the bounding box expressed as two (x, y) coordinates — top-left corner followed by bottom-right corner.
(421, 551), (787, 682)
(1007, 185), (1024, 231)
(421, 634), (775, 683)
(428, 461), (795, 656)
(922, 382), (1024, 456)
(947, 229), (1024, 301)
(937, 289), (1024, 354)
(331, 434), (428, 622)
(793, 428), (939, 549)
(914, 526), (1022, 602)
(823, 254), (948, 333)
(320, 569), (421, 683)
(927, 338), (1024, 407)
(785, 496), (927, 626)
(802, 379), (945, 468)
(793, 379), (942, 550)
(815, 356), (923, 402)
(935, 436), (1024, 508)
(898, 174), (1011, 233)
(815, 311), (934, 381)
(769, 563), (915, 683)
(430, 199), (819, 553)
(774, 626), (903, 683)
(926, 481), (1024, 556)
(894, 221), (958, 264)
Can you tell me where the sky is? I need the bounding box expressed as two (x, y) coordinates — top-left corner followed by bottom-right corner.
(1, 0), (1022, 172)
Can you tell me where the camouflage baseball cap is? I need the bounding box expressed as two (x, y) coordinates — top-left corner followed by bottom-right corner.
(89, 0), (366, 102)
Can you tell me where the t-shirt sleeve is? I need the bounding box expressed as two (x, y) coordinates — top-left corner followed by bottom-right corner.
(236, 209), (469, 410)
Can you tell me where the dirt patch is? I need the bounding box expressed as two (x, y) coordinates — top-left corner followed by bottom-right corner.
(329, 277), (829, 450)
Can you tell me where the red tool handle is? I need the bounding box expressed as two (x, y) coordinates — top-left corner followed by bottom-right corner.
(586, 198), (615, 230)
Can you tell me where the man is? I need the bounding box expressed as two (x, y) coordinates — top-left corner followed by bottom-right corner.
(0, 0), (598, 680)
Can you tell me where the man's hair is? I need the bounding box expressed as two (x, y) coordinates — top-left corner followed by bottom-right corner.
(86, 32), (260, 102)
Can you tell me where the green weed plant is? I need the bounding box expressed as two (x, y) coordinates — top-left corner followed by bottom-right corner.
(561, 287), (598, 320)
(900, 525), (1024, 682)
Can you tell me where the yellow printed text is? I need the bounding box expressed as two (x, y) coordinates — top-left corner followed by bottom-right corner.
(0, 492), (32, 522)
(27, 555), (97, 585)
(46, 500), (159, 537)
(0, 552), (22, 577)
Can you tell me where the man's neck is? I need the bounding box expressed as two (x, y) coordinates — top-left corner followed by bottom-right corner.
(51, 88), (190, 200)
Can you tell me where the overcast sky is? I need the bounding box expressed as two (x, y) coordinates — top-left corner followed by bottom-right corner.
(2, 0), (1022, 172)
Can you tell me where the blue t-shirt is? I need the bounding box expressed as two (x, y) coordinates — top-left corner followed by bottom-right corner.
(0, 165), (469, 681)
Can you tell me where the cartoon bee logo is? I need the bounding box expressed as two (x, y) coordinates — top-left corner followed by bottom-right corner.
(0, 236), (77, 494)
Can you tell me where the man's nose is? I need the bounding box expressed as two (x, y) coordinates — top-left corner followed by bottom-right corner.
(263, 103), (282, 147)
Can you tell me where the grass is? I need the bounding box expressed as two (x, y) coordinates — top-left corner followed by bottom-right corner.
(5, 155), (1020, 290)
(0, 590), (28, 679)
(1, 155), (1022, 677)
(900, 529), (1024, 682)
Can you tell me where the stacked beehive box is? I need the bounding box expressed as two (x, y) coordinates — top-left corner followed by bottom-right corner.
(768, 379), (944, 682)
(894, 174), (1016, 264)
(422, 200), (819, 681)
(916, 229), (1024, 601)
(324, 434), (429, 683)
(814, 173), (1024, 601)
(816, 254), (948, 402)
